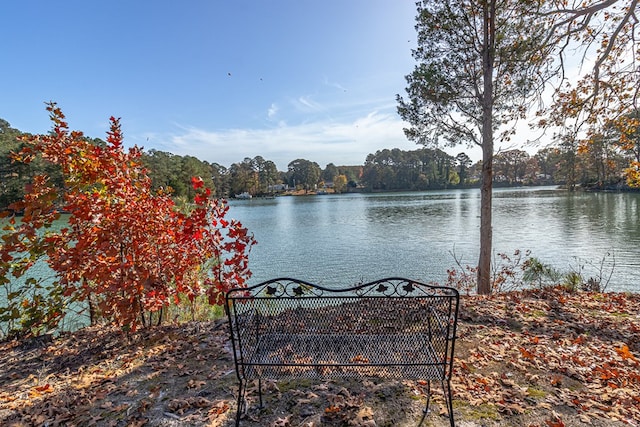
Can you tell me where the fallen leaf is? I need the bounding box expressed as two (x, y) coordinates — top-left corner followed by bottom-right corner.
(616, 344), (636, 361)
(272, 415), (291, 426)
(34, 383), (53, 393)
(187, 379), (206, 389)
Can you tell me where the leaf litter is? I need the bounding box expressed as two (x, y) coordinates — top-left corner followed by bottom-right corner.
(0, 286), (638, 426)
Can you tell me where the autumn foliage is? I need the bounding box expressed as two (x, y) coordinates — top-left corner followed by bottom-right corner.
(0, 103), (255, 336)
(541, 2), (640, 189)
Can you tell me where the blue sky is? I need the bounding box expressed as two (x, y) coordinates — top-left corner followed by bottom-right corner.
(1, 0), (442, 170)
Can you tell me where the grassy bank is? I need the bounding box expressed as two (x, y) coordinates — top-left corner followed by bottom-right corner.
(0, 286), (638, 426)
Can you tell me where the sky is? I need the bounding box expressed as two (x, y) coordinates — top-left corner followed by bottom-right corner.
(2, 1), (486, 171)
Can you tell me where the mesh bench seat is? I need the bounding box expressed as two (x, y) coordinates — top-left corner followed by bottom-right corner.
(245, 332), (445, 380)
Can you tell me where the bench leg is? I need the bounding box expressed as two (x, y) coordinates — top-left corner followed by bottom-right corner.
(441, 379), (455, 427)
(235, 378), (245, 427)
(235, 378), (264, 425)
(421, 380), (455, 427)
(423, 380), (432, 415)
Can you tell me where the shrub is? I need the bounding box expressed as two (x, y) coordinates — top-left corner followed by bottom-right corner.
(1, 104), (255, 339)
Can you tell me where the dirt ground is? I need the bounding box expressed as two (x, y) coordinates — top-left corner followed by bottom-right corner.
(1, 286), (638, 426)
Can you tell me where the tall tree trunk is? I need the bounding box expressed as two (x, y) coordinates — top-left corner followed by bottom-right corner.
(478, 0), (495, 295)
(478, 141), (493, 294)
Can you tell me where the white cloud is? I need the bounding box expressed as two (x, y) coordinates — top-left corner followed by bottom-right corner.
(164, 110), (418, 170)
(293, 96), (323, 112)
(323, 77), (347, 92)
(267, 103), (278, 119)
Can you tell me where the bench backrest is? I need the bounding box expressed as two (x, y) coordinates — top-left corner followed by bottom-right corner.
(226, 277), (459, 381)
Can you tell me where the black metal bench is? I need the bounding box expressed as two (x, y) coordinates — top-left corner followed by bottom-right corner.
(225, 277), (459, 426)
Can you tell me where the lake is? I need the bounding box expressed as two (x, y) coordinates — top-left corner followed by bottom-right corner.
(228, 186), (639, 293)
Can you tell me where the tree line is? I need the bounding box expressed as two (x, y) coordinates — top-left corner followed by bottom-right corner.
(1, 116), (638, 210)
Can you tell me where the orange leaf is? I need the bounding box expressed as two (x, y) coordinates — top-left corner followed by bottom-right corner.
(209, 401), (230, 416)
(325, 405), (341, 414)
(35, 383), (53, 393)
(572, 335), (585, 345)
(519, 347), (536, 360)
(615, 344), (636, 361)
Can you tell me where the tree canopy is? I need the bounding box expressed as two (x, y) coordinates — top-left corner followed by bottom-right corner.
(541, 0), (640, 187)
(397, 0), (554, 294)
(287, 159), (322, 193)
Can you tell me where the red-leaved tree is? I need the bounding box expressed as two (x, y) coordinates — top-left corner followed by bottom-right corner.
(0, 103), (255, 335)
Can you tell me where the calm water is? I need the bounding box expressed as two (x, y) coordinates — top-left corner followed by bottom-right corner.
(228, 186), (639, 292)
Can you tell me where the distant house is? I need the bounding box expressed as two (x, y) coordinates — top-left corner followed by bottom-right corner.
(267, 184), (289, 192)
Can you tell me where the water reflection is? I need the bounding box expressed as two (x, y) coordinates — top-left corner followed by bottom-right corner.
(230, 187), (638, 292)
